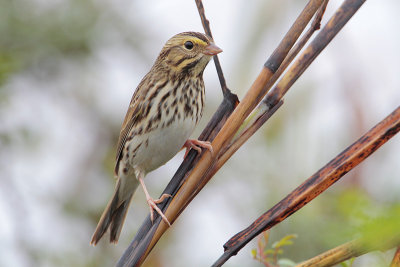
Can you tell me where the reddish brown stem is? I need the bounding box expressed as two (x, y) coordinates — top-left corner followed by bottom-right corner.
(216, 105), (399, 266)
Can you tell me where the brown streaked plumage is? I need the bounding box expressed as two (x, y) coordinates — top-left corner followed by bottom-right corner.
(91, 32), (222, 245)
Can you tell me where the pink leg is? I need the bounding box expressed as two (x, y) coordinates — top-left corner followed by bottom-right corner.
(136, 170), (171, 226)
(182, 139), (214, 158)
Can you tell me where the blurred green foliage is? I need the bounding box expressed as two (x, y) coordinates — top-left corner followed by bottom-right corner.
(252, 189), (400, 266)
(334, 189), (400, 245)
(0, 0), (98, 85)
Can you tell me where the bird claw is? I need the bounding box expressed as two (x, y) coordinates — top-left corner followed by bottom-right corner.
(183, 139), (213, 158)
(147, 194), (171, 226)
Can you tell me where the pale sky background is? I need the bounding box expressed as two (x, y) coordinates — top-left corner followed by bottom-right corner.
(1, 0), (399, 266)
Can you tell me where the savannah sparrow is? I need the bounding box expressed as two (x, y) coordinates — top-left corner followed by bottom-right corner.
(91, 32), (222, 245)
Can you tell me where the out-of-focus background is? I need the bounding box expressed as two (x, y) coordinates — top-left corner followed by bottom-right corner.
(1, 0), (399, 266)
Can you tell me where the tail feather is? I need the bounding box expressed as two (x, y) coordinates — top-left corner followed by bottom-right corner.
(91, 179), (135, 245)
(109, 197), (132, 243)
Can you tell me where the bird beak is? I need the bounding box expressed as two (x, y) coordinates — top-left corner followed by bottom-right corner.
(204, 43), (223, 56)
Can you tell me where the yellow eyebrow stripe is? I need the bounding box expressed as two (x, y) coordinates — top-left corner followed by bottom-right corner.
(184, 37), (208, 46)
(193, 39), (208, 46)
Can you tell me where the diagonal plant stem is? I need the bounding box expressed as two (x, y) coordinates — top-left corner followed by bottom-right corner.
(296, 236), (400, 267)
(209, 100), (283, 181)
(195, 0), (230, 96)
(265, 0), (365, 107)
(268, 0), (329, 91)
(215, 0), (329, 175)
(215, 103), (399, 266)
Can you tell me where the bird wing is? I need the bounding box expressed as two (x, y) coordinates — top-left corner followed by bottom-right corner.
(116, 102), (140, 158)
(114, 78), (148, 175)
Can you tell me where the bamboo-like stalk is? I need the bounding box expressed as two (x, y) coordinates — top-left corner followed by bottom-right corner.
(296, 237), (400, 267)
(214, 0), (329, 177)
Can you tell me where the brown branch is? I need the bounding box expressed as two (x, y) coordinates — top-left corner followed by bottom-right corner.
(195, 0), (230, 96)
(265, 0), (365, 108)
(214, 0), (329, 174)
(211, 100), (283, 179)
(391, 246), (400, 267)
(297, 236), (400, 267)
(215, 103), (399, 266)
(262, 0), (328, 104)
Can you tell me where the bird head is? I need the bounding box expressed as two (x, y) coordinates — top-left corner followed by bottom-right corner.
(155, 32), (222, 76)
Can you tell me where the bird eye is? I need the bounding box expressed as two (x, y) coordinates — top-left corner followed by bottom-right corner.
(184, 41), (194, 50)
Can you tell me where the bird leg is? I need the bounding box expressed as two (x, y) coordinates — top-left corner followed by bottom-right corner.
(182, 139), (213, 158)
(136, 171), (171, 226)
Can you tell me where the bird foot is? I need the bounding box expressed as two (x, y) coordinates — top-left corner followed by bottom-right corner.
(182, 139), (213, 158)
(147, 194), (171, 226)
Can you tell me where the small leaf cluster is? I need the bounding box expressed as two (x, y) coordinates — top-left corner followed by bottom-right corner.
(251, 231), (297, 267)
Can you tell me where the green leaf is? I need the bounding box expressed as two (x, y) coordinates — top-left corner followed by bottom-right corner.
(272, 234), (298, 248)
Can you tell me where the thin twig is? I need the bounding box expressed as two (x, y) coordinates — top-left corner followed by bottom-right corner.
(195, 0), (230, 96)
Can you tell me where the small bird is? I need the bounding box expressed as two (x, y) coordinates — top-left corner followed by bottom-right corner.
(91, 32), (222, 245)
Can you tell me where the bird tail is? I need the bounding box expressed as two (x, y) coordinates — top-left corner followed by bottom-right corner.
(90, 178), (137, 245)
